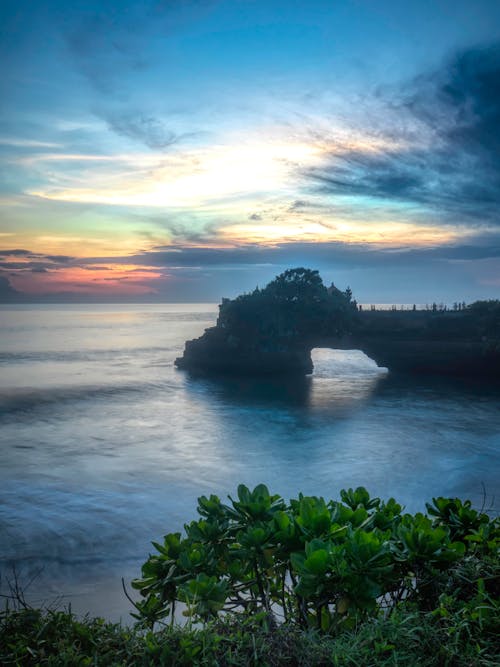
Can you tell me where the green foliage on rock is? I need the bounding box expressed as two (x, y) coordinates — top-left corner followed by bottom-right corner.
(217, 267), (357, 345)
(463, 299), (500, 339)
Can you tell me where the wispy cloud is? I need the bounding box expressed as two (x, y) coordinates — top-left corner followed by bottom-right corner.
(104, 111), (181, 150)
(0, 138), (62, 148)
(64, 1), (217, 94)
(306, 44), (500, 227)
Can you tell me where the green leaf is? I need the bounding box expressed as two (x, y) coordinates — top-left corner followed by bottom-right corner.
(304, 549), (329, 575)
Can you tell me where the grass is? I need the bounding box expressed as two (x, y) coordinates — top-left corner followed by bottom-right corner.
(1, 593), (499, 666)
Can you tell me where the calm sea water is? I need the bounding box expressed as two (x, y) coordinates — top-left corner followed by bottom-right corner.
(1, 304), (499, 620)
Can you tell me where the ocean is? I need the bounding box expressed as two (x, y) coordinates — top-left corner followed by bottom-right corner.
(1, 304), (499, 621)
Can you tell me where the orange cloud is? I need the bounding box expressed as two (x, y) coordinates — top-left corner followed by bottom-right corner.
(9, 264), (162, 296)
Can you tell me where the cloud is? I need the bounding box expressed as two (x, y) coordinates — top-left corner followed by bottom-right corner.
(64, 1), (218, 95)
(306, 44), (500, 226)
(0, 249), (75, 261)
(45, 255), (74, 263)
(55, 1), (216, 157)
(105, 112), (180, 149)
(95, 237), (500, 302)
(64, 6), (146, 95)
(0, 248), (37, 258)
(289, 200), (310, 211)
(0, 275), (22, 301)
(3, 232), (499, 302)
(0, 249), (76, 274)
(84, 229), (500, 271)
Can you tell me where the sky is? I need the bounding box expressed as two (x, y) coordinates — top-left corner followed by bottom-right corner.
(1, 0), (500, 303)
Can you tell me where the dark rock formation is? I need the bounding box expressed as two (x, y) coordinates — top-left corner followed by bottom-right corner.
(349, 307), (500, 377)
(175, 269), (500, 378)
(175, 325), (314, 375)
(360, 338), (500, 376)
(175, 268), (357, 375)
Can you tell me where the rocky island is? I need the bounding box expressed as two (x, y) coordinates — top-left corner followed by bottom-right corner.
(175, 268), (500, 378)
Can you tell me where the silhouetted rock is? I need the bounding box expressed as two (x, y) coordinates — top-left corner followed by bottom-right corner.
(175, 269), (500, 378)
(175, 268), (357, 375)
(350, 306), (500, 377)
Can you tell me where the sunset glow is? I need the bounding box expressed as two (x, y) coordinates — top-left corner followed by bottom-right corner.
(29, 140), (324, 207)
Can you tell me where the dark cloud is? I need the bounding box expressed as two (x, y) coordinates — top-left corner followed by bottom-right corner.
(0, 250), (76, 273)
(45, 255), (74, 263)
(105, 111), (179, 149)
(59, 1), (214, 153)
(0, 261), (57, 272)
(248, 213), (262, 221)
(84, 230), (500, 272)
(289, 200), (309, 211)
(128, 242), (500, 303)
(64, 1), (217, 95)
(0, 249), (37, 258)
(148, 217), (221, 245)
(409, 44), (500, 154)
(307, 44), (500, 226)
(64, 6), (147, 94)
(0, 249), (74, 262)
(0, 275), (21, 301)
(0, 261), (35, 269)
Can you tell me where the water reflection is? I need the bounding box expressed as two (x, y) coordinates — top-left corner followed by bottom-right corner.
(187, 373), (313, 408)
(185, 349), (387, 415)
(308, 349), (387, 413)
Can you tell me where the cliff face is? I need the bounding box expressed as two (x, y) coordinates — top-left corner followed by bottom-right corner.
(175, 326), (313, 375)
(175, 269), (500, 379)
(349, 308), (500, 377)
(353, 336), (500, 377)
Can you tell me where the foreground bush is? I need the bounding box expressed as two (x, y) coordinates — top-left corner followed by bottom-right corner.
(132, 485), (499, 631)
(1, 485), (498, 665)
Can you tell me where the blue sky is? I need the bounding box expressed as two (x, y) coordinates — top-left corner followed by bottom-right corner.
(1, 0), (500, 302)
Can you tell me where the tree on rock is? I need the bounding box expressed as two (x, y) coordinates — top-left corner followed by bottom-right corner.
(217, 267), (357, 343)
(264, 268), (327, 303)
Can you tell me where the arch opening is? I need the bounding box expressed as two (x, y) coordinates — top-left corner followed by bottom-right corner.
(310, 348), (388, 378)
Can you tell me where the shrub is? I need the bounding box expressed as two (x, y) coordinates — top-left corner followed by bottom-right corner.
(132, 485), (499, 631)
(2, 485), (498, 666)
